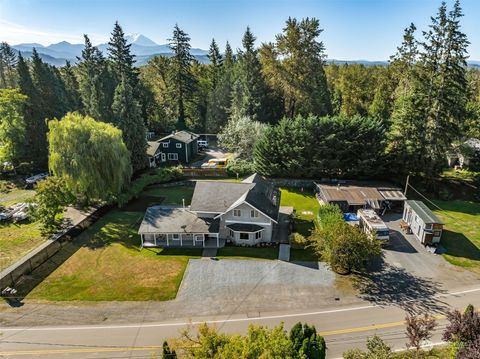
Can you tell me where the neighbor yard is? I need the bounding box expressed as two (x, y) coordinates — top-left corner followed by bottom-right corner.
(280, 187), (320, 237)
(0, 181), (45, 271)
(27, 184), (200, 301)
(433, 200), (480, 273)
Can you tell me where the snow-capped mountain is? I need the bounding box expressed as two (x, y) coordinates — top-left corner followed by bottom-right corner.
(11, 34), (209, 66)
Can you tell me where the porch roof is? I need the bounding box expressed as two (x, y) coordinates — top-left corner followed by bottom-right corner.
(139, 205), (220, 234)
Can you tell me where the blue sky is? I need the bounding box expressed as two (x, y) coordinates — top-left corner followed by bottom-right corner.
(0, 0), (479, 60)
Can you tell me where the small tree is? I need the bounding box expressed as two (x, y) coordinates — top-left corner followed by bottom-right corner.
(457, 337), (480, 359)
(443, 304), (480, 357)
(289, 322), (326, 359)
(34, 177), (75, 232)
(162, 340), (177, 358)
(405, 313), (436, 356)
(343, 335), (392, 359)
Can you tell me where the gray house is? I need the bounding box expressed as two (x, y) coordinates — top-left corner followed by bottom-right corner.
(138, 174), (281, 248)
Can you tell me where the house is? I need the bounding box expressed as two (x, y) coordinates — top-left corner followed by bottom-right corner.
(446, 138), (480, 169)
(138, 174), (281, 248)
(146, 130), (200, 167)
(402, 200), (443, 245)
(315, 182), (406, 213)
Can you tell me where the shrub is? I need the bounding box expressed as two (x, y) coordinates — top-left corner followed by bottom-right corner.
(226, 158), (256, 177)
(289, 232), (307, 249)
(116, 166), (182, 207)
(317, 204), (344, 229)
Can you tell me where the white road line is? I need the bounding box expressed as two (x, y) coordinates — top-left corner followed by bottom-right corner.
(1, 286), (479, 332)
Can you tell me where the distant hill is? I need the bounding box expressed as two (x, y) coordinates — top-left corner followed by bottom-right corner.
(12, 33), (209, 67)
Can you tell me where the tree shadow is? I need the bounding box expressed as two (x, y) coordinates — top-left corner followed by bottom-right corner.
(353, 258), (448, 314)
(441, 230), (480, 262)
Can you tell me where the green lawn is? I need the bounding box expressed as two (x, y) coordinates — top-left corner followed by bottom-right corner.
(280, 187), (320, 238)
(217, 246), (278, 260)
(28, 209), (202, 301)
(27, 185), (201, 301)
(432, 200), (480, 273)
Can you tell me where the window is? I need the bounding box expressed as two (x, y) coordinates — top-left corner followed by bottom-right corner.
(250, 210), (258, 218)
(255, 231), (262, 239)
(176, 143), (182, 148)
(433, 230), (441, 237)
(172, 234), (179, 240)
(168, 153), (178, 160)
(233, 209), (241, 217)
(162, 142), (169, 148)
(229, 229), (234, 238)
(240, 232), (249, 240)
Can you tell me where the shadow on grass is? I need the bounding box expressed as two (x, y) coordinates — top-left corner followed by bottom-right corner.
(354, 258), (448, 314)
(293, 218), (315, 237)
(441, 229), (480, 262)
(158, 248), (202, 257)
(120, 196), (165, 212)
(432, 200), (480, 215)
(217, 246), (279, 260)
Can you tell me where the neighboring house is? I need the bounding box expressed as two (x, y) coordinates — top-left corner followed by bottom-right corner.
(446, 138), (480, 168)
(316, 182), (406, 213)
(402, 200), (443, 245)
(138, 174), (281, 248)
(159, 130), (199, 164)
(146, 130), (200, 167)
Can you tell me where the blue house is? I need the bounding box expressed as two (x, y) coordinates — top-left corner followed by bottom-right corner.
(147, 130), (199, 167)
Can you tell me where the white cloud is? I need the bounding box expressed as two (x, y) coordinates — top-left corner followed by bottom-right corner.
(0, 19), (107, 45)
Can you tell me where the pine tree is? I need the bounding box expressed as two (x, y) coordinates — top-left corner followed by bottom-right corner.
(108, 21), (137, 85)
(0, 42), (17, 88)
(16, 53), (48, 169)
(61, 60), (81, 111)
(112, 75), (148, 171)
(168, 24), (197, 130)
(207, 38), (223, 88)
(77, 35), (113, 122)
(232, 27), (270, 122)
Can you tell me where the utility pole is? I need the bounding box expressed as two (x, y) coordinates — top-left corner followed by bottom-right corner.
(404, 174), (410, 196)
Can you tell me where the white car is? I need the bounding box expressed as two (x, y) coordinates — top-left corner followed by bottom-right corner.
(25, 172), (49, 185)
(198, 140), (208, 148)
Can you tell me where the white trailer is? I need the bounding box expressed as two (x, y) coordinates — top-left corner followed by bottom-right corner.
(357, 209), (390, 242)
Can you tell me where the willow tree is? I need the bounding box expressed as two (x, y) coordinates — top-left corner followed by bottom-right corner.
(48, 112), (132, 203)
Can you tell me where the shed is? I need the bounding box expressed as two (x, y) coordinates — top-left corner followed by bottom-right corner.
(402, 200), (444, 245)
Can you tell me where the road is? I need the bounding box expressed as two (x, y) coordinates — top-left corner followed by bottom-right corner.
(1, 286), (479, 358)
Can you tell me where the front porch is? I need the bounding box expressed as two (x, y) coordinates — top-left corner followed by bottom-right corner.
(141, 232), (224, 248)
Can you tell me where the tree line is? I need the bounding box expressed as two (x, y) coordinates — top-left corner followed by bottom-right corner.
(0, 0), (479, 180)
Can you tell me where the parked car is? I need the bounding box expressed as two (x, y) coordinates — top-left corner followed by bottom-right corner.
(201, 158), (228, 169)
(198, 139), (208, 149)
(25, 172), (48, 188)
(0, 202), (36, 222)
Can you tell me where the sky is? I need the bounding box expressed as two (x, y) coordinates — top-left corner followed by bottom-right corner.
(0, 0), (479, 61)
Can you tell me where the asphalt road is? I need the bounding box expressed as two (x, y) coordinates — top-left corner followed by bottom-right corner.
(1, 286), (479, 359)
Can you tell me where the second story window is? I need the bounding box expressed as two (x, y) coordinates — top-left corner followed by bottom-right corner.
(250, 210), (258, 218)
(162, 142), (168, 148)
(176, 143), (182, 148)
(233, 209), (241, 217)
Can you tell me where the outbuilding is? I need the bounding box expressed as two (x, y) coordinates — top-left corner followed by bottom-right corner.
(402, 200), (444, 245)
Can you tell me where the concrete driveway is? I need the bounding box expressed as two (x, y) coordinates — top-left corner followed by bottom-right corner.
(190, 147), (230, 168)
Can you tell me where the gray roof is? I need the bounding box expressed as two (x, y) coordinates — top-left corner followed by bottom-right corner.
(227, 223), (264, 232)
(138, 205), (219, 234)
(190, 174), (281, 221)
(159, 130), (199, 144)
(406, 200), (444, 224)
(146, 141), (161, 157)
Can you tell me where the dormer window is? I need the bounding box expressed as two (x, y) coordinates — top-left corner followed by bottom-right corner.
(176, 143), (182, 148)
(162, 142), (168, 148)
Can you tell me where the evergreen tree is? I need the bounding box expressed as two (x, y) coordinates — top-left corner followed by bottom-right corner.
(207, 38), (223, 88)
(61, 60), (81, 111)
(232, 27), (270, 122)
(77, 35), (114, 122)
(0, 42), (17, 88)
(168, 24), (197, 130)
(112, 75), (148, 171)
(108, 21), (137, 85)
(16, 53), (48, 169)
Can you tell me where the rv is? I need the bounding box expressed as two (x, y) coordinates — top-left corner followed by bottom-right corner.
(357, 209), (390, 242)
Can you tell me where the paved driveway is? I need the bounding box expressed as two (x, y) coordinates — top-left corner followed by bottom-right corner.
(190, 147), (230, 168)
(174, 259), (349, 316)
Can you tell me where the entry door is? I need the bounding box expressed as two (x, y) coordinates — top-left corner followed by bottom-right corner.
(161, 153), (166, 162)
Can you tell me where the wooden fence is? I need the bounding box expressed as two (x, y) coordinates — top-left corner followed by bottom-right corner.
(182, 167), (228, 177)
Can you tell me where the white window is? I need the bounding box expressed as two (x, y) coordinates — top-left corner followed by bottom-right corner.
(162, 142), (169, 148)
(172, 234), (179, 240)
(168, 153), (178, 160)
(250, 210), (258, 218)
(255, 231), (262, 240)
(176, 143), (182, 148)
(229, 229), (234, 237)
(233, 209), (241, 217)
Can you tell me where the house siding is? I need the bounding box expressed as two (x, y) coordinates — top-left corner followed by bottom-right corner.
(403, 202), (443, 245)
(220, 202), (274, 245)
(159, 138), (197, 164)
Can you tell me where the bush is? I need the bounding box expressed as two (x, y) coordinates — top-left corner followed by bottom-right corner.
(289, 232), (307, 249)
(317, 204), (344, 229)
(116, 166), (182, 207)
(226, 158), (256, 177)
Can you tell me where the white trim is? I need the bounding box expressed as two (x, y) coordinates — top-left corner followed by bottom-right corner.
(162, 142), (169, 148)
(176, 143), (182, 148)
(185, 143), (188, 162)
(225, 219), (271, 226)
(214, 201), (278, 223)
(167, 153), (178, 161)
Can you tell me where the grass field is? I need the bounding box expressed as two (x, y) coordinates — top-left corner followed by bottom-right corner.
(280, 187), (320, 238)
(27, 185), (201, 301)
(0, 181), (45, 270)
(432, 200), (480, 273)
(142, 186), (194, 205)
